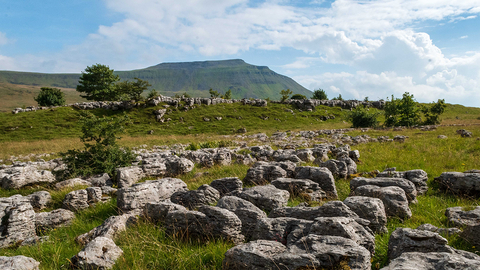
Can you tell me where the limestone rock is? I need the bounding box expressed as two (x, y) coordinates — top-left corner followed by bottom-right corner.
(71, 237), (123, 270)
(309, 216), (375, 254)
(62, 189), (89, 212)
(233, 185), (289, 212)
(271, 178), (326, 201)
(210, 177), (243, 196)
(344, 196), (388, 234)
(435, 172), (480, 197)
(416, 223), (461, 236)
(350, 177), (417, 203)
(76, 213), (138, 245)
(0, 255), (40, 270)
(143, 202), (187, 224)
(170, 184), (220, 210)
(198, 205), (244, 244)
(294, 166), (337, 199)
(217, 196), (267, 240)
(117, 178), (188, 212)
(445, 206), (480, 227)
(55, 178), (92, 190)
(269, 201), (359, 221)
(381, 251), (480, 270)
(0, 196), (36, 248)
(377, 169), (428, 195)
(0, 166), (55, 189)
(26, 191), (51, 210)
(352, 185), (412, 219)
(35, 209), (75, 232)
(388, 228), (454, 260)
(115, 166), (145, 188)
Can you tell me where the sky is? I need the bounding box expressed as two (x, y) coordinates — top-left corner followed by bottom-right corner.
(0, 0), (479, 107)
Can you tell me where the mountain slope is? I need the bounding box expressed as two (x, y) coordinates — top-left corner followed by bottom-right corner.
(0, 59), (311, 105)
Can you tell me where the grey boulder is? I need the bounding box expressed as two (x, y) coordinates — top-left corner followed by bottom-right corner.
(171, 184), (220, 209)
(352, 185), (412, 219)
(271, 178), (326, 201)
(294, 166), (337, 199)
(0, 255), (40, 270)
(350, 177), (417, 203)
(435, 171), (480, 197)
(344, 196), (388, 234)
(381, 251), (480, 270)
(233, 185), (289, 212)
(35, 209), (75, 232)
(71, 237), (123, 270)
(62, 189), (89, 212)
(269, 201), (359, 220)
(210, 177), (243, 196)
(0, 166), (55, 189)
(26, 191), (51, 210)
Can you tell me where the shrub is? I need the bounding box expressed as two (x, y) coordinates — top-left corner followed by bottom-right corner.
(116, 78), (151, 102)
(384, 92), (421, 127)
(34, 87), (66, 106)
(61, 112), (135, 178)
(332, 94), (343, 101)
(147, 89), (159, 99)
(346, 106), (380, 128)
(291, 94), (306, 100)
(222, 89), (232, 99)
(280, 89), (293, 102)
(312, 89), (328, 100)
(209, 89), (221, 98)
(422, 99), (447, 125)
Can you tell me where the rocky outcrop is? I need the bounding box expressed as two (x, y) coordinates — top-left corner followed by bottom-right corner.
(294, 166), (337, 199)
(216, 196), (267, 240)
(268, 201), (359, 221)
(0, 166), (55, 189)
(344, 196), (388, 234)
(26, 191), (51, 210)
(71, 237), (123, 270)
(351, 185), (412, 219)
(210, 177), (243, 196)
(271, 178), (326, 201)
(55, 178), (92, 189)
(377, 169), (428, 195)
(350, 177), (417, 203)
(0, 195), (36, 248)
(117, 178), (188, 212)
(0, 255), (40, 270)
(76, 213), (139, 245)
(170, 184), (220, 209)
(62, 189), (90, 212)
(222, 236), (372, 270)
(232, 185), (289, 212)
(35, 209), (75, 232)
(434, 171), (480, 197)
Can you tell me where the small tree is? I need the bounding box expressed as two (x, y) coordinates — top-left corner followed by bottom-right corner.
(61, 112), (135, 178)
(384, 92), (422, 127)
(332, 94), (343, 101)
(147, 89), (159, 99)
(280, 89), (293, 102)
(116, 77), (151, 102)
(422, 99), (447, 125)
(346, 106), (380, 128)
(209, 89), (220, 98)
(291, 94), (306, 100)
(76, 64), (120, 101)
(312, 89), (328, 100)
(34, 87), (66, 106)
(223, 89), (232, 99)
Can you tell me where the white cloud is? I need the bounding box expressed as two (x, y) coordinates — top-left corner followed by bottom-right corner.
(0, 32), (11, 46)
(460, 35), (468, 39)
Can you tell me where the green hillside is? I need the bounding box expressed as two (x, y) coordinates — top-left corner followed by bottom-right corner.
(0, 59), (312, 104)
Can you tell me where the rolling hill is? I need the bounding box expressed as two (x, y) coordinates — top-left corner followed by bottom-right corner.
(0, 59), (312, 111)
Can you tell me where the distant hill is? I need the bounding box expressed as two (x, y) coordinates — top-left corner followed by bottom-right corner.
(0, 59), (312, 106)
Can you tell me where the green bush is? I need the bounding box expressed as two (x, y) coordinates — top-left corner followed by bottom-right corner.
(116, 78), (151, 102)
(422, 99), (447, 125)
(34, 87), (66, 106)
(147, 89), (159, 99)
(280, 89), (293, 102)
(61, 112), (135, 178)
(290, 94), (306, 100)
(346, 106), (380, 128)
(332, 94), (343, 101)
(312, 89), (328, 100)
(76, 64), (120, 101)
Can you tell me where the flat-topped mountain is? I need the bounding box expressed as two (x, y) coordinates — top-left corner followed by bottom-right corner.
(0, 59), (311, 107)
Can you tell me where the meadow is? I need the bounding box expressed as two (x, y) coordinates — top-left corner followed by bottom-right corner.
(0, 100), (479, 269)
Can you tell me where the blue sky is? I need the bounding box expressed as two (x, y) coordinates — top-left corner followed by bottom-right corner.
(0, 0), (479, 107)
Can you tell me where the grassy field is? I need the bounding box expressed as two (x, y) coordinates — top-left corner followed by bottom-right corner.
(0, 82), (86, 112)
(0, 101), (479, 269)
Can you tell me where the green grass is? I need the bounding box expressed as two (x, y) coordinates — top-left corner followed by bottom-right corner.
(0, 102), (480, 269)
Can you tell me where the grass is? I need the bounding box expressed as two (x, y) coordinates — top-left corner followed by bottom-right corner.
(0, 102), (480, 269)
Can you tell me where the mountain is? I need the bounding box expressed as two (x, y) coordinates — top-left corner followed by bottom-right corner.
(0, 59), (311, 107)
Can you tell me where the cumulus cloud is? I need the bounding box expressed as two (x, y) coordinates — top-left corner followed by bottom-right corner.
(2, 0), (480, 106)
(0, 32), (11, 46)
